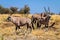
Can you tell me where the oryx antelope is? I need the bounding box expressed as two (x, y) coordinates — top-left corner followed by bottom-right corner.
(7, 15), (34, 31)
(31, 13), (51, 29)
(37, 15), (51, 28)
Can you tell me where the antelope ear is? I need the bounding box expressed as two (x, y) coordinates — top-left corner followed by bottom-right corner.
(8, 17), (11, 21)
(9, 13), (13, 16)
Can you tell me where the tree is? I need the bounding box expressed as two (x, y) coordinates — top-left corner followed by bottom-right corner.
(3, 8), (13, 14)
(0, 5), (12, 14)
(19, 8), (24, 14)
(10, 7), (18, 13)
(0, 5), (4, 14)
(24, 5), (30, 14)
(19, 5), (30, 14)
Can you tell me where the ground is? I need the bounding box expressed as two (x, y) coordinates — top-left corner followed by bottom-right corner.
(0, 14), (60, 40)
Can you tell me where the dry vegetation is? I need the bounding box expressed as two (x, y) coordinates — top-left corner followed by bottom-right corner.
(0, 14), (60, 40)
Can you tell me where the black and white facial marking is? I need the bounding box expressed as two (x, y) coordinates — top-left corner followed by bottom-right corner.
(7, 16), (11, 21)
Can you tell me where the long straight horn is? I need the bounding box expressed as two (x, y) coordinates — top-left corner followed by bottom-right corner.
(44, 7), (48, 13)
(48, 7), (50, 13)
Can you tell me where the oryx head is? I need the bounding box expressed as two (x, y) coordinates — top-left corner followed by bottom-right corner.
(7, 14), (12, 21)
(7, 16), (11, 21)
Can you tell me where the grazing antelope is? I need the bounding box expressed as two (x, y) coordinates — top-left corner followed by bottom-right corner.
(7, 15), (34, 31)
(37, 15), (51, 28)
(31, 14), (41, 23)
(31, 13), (51, 29)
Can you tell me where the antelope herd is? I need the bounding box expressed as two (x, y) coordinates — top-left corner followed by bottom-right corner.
(7, 13), (55, 32)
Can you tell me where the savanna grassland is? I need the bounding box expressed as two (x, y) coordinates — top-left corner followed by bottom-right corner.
(0, 14), (60, 40)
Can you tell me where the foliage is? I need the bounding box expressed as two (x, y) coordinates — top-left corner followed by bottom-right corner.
(0, 5), (58, 15)
(0, 5), (30, 14)
(0, 5), (12, 14)
(10, 7), (18, 14)
(24, 5), (30, 14)
(19, 5), (30, 14)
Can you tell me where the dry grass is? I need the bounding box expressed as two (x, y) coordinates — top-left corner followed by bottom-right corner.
(0, 14), (60, 40)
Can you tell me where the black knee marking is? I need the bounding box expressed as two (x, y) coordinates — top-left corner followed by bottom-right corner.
(17, 26), (20, 29)
(37, 21), (41, 29)
(27, 23), (29, 29)
(15, 25), (20, 31)
(32, 23), (34, 29)
(27, 23), (32, 30)
(16, 26), (17, 31)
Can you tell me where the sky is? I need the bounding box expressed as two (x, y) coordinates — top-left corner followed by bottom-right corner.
(0, 0), (60, 14)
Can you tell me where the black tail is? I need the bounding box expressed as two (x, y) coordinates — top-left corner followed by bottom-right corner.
(49, 22), (55, 27)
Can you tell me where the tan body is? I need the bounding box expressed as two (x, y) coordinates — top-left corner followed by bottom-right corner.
(32, 13), (51, 28)
(7, 16), (34, 31)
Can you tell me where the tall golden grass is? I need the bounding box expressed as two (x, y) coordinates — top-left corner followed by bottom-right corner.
(0, 14), (60, 40)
